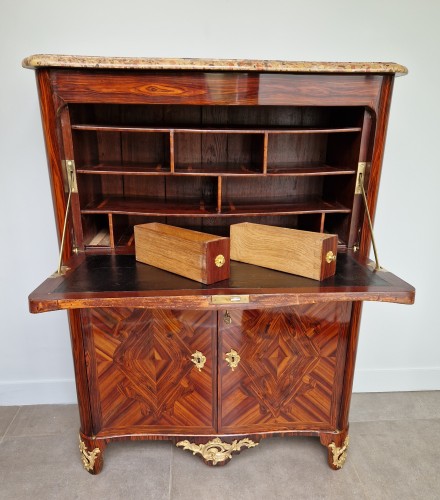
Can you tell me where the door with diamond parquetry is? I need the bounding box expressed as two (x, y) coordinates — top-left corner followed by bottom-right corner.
(82, 308), (217, 435)
(218, 304), (352, 434)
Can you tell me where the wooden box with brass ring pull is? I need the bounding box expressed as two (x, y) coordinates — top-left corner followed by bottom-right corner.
(230, 222), (338, 281)
(134, 222), (230, 284)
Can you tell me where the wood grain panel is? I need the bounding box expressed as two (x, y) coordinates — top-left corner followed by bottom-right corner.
(230, 222), (338, 280)
(83, 308), (217, 434)
(67, 310), (95, 435)
(218, 303), (351, 433)
(51, 70), (383, 108)
(360, 75), (395, 257)
(35, 71), (70, 251)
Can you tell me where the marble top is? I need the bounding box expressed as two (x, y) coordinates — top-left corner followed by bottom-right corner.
(22, 55), (408, 75)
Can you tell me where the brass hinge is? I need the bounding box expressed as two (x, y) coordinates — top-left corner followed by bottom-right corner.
(62, 159), (77, 193)
(56, 160), (76, 275)
(49, 266), (70, 278)
(358, 171), (381, 271)
(355, 162), (369, 195)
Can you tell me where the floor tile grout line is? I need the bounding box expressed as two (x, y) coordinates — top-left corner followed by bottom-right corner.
(0, 406), (22, 444)
(351, 459), (373, 500)
(1, 431), (81, 440)
(168, 443), (173, 500)
(349, 417), (440, 425)
(350, 416), (440, 424)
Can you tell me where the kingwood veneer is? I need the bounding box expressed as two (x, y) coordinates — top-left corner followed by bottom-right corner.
(24, 55), (414, 474)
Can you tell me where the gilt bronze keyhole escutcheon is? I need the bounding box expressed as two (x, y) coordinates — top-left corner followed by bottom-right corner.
(224, 311), (232, 324)
(191, 351), (206, 371)
(225, 349), (241, 371)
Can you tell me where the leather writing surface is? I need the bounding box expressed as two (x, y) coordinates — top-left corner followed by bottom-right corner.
(55, 253), (388, 294)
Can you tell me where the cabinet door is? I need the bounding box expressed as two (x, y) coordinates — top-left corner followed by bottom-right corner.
(82, 308), (217, 435)
(218, 304), (351, 434)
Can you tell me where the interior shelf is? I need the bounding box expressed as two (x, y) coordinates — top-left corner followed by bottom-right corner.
(81, 197), (218, 216)
(221, 199), (351, 216)
(81, 196), (351, 217)
(173, 163), (262, 175)
(264, 163), (356, 176)
(77, 162), (171, 175)
(77, 162), (356, 177)
(71, 124), (362, 134)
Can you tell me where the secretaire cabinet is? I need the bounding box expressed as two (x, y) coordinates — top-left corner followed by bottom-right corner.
(24, 55), (415, 474)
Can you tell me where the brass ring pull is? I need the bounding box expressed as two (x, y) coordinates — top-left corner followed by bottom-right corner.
(215, 254), (225, 267)
(225, 349), (240, 371)
(191, 351), (206, 371)
(325, 251), (336, 264)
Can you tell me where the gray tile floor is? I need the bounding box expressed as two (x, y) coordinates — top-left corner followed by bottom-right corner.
(0, 392), (439, 500)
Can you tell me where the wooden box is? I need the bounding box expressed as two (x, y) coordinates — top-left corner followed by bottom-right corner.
(134, 223), (230, 284)
(230, 223), (338, 280)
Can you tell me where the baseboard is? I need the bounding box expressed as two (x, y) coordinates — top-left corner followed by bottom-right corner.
(353, 368), (440, 393)
(0, 369), (439, 405)
(0, 379), (77, 405)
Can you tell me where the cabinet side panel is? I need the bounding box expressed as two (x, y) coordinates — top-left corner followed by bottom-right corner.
(67, 310), (94, 435)
(218, 303), (351, 434)
(83, 308), (217, 436)
(338, 301), (363, 429)
(360, 75), (395, 257)
(81, 309), (104, 433)
(59, 106), (84, 249)
(35, 70), (69, 251)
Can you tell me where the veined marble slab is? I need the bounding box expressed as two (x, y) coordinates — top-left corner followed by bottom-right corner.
(22, 55), (408, 75)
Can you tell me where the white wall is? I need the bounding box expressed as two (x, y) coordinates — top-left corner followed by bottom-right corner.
(1, 0), (438, 404)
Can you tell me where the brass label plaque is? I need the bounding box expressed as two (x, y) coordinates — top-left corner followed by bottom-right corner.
(211, 295), (250, 305)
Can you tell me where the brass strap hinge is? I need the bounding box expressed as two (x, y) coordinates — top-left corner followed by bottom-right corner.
(355, 162), (369, 195)
(62, 159), (78, 193)
(56, 160), (76, 275)
(358, 170), (381, 271)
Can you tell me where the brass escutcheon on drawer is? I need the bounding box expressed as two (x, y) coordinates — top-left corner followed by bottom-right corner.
(211, 295), (250, 305)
